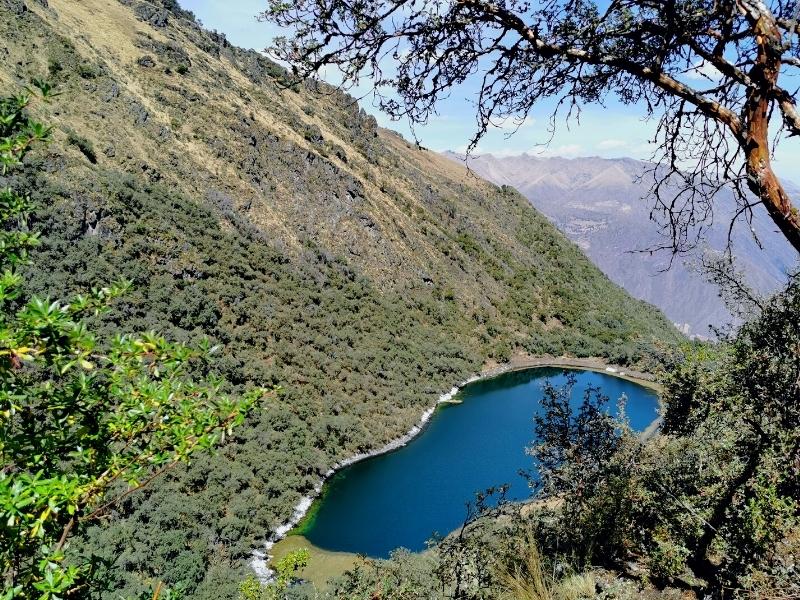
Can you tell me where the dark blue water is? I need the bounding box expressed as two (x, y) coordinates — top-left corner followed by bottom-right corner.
(300, 368), (658, 558)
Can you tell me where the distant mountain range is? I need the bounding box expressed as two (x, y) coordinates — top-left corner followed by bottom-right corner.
(444, 152), (798, 337)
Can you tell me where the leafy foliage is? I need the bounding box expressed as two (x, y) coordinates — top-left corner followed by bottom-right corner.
(324, 551), (441, 600)
(529, 374), (621, 502)
(657, 277), (800, 592)
(526, 375), (637, 568)
(239, 549), (310, 600)
(524, 279), (800, 594)
(0, 89), (265, 599)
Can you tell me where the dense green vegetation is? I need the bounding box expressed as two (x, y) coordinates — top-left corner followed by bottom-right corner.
(305, 277), (799, 599)
(22, 165), (484, 598)
(2, 0), (796, 598)
(0, 88), (264, 598)
(240, 549), (310, 600)
(0, 0), (683, 598)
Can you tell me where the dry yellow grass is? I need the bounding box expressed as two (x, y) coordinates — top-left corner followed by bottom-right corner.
(496, 530), (596, 600)
(269, 534), (359, 591)
(18, 0), (543, 300)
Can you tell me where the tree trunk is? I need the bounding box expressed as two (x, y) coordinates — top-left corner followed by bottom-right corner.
(743, 114), (800, 254)
(742, 5), (800, 255)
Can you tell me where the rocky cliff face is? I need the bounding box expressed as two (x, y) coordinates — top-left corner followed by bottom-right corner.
(445, 152), (797, 337)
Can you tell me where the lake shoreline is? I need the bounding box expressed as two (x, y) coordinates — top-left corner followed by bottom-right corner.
(478, 355), (661, 392)
(250, 355), (661, 581)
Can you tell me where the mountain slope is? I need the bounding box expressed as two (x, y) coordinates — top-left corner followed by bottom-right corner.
(2, 1), (679, 597)
(444, 153), (798, 336)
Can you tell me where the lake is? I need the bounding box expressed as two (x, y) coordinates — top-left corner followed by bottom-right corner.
(297, 367), (659, 558)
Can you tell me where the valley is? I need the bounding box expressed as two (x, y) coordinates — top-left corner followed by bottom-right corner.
(3, 0), (796, 598)
(445, 153), (798, 337)
(0, 0), (680, 597)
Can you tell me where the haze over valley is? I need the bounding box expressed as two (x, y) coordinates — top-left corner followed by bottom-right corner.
(3, 1), (798, 598)
(445, 152), (798, 336)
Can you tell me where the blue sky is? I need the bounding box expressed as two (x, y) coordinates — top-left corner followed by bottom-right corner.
(182, 0), (799, 178)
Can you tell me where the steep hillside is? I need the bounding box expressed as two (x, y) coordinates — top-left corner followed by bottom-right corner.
(1, 0), (679, 597)
(445, 153), (797, 337)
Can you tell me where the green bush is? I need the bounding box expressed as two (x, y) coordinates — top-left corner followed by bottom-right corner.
(77, 63), (99, 79)
(0, 85), (265, 599)
(647, 536), (690, 582)
(64, 127), (97, 163)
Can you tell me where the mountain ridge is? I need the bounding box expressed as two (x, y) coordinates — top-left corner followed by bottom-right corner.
(444, 151), (797, 335)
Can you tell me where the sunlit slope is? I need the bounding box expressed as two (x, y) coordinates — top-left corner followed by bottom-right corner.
(6, 0), (674, 338)
(1, 0), (680, 597)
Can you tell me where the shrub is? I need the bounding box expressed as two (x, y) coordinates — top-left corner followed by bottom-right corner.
(77, 63), (98, 79)
(0, 85), (265, 599)
(647, 536), (690, 583)
(64, 127), (97, 163)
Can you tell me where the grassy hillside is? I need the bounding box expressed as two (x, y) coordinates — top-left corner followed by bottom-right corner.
(1, 0), (680, 597)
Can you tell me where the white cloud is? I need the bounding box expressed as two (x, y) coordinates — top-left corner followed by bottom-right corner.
(445, 144), (532, 158)
(686, 61), (721, 81)
(450, 143), (487, 155)
(597, 139), (628, 150)
(513, 115), (536, 129)
(537, 144), (584, 157)
(489, 115), (536, 132)
(486, 147), (529, 157)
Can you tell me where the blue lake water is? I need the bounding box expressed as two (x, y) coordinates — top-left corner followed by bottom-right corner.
(299, 368), (659, 558)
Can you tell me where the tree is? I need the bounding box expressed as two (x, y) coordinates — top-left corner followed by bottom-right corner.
(263, 0), (800, 255)
(521, 279), (799, 592)
(239, 548), (310, 600)
(0, 86), (268, 598)
(526, 374), (639, 567)
(659, 272), (799, 588)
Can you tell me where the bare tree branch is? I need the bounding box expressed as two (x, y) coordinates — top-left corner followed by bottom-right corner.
(263, 0), (800, 255)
